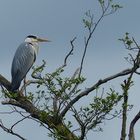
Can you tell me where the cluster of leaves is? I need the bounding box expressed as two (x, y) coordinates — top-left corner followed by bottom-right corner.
(45, 69), (85, 98)
(119, 33), (140, 67)
(74, 88), (122, 133)
(1, 0), (139, 140)
(121, 79), (134, 93)
(82, 0), (122, 37)
(119, 33), (134, 49)
(83, 10), (94, 31)
(28, 63), (86, 114)
(98, 0), (122, 10)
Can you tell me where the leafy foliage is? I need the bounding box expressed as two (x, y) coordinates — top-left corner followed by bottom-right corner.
(74, 88), (122, 133)
(2, 1), (138, 140)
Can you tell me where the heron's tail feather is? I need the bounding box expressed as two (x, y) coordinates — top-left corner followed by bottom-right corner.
(10, 80), (21, 92)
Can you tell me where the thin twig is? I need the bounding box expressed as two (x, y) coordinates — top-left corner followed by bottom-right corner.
(11, 115), (30, 130)
(68, 68), (80, 96)
(64, 37), (77, 67)
(0, 120), (26, 140)
(79, 4), (110, 77)
(20, 79), (42, 93)
(60, 68), (138, 118)
(54, 37), (77, 74)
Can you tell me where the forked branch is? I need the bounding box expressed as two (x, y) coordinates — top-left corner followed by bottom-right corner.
(60, 67), (138, 118)
(0, 120), (26, 140)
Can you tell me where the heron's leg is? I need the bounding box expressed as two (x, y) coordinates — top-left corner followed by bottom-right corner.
(23, 77), (27, 96)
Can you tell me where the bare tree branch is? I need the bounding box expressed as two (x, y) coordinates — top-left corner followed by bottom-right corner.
(129, 111), (140, 140)
(60, 67), (138, 118)
(64, 37), (77, 67)
(0, 74), (11, 91)
(1, 98), (45, 121)
(54, 37), (77, 72)
(79, 1), (115, 77)
(0, 110), (16, 114)
(0, 120), (26, 140)
(11, 115), (30, 130)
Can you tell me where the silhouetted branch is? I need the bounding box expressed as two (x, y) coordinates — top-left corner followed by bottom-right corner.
(1, 95), (78, 139)
(11, 115), (30, 130)
(54, 37), (77, 73)
(0, 110), (16, 114)
(0, 120), (26, 140)
(0, 74), (11, 90)
(64, 37), (77, 67)
(129, 111), (140, 140)
(1, 97), (43, 121)
(79, 2), (116, 77)
(60, 67), (138, 118)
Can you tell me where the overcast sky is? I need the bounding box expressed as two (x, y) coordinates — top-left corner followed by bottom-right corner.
(0, 1), (140, 140)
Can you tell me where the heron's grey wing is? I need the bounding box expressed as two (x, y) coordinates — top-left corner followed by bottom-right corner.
(11, 42), (36, 91)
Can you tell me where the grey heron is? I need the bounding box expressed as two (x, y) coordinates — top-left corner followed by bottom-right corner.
(11, 35), (50, 92)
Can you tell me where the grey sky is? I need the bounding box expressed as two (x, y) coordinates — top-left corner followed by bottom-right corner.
(0, 0), (140, 140)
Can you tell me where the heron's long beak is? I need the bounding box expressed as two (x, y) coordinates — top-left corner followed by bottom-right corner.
(37, 37), (51, 42)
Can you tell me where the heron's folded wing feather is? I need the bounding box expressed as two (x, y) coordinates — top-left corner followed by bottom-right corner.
(11, 42), (36, 83)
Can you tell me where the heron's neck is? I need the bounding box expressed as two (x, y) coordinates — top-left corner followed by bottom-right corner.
(33, 44), (39, 55)
(26, 41), (39, 55)
(31, 43), (39, 55)
(24, 39), (39, 55)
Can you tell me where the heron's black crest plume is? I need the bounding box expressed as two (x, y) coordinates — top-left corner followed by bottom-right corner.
(26, 35), (37, 39)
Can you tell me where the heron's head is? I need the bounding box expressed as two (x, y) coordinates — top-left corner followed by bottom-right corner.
(25, 35), (50, 43)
